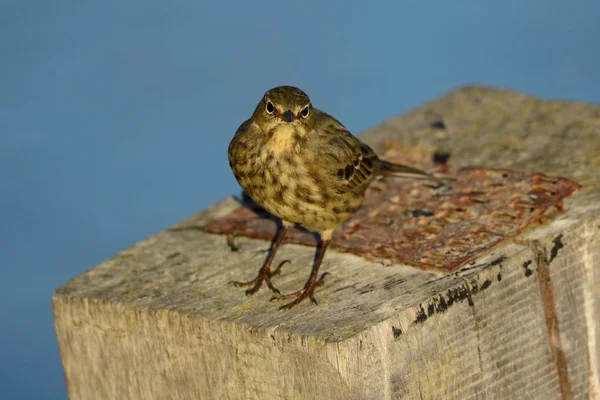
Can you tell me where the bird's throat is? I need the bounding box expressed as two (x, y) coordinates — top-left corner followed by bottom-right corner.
(268, 124), (302, 155)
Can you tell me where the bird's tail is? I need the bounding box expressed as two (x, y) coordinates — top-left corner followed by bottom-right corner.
(378, 160), (435, 180)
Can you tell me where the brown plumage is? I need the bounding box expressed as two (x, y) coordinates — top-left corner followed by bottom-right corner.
(228, 86), (433, 309)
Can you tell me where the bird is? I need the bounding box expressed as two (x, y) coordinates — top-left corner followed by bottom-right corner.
(228, 86), (434, 310)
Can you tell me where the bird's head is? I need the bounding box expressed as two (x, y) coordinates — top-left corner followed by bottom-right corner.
(252, 86), (314, 133)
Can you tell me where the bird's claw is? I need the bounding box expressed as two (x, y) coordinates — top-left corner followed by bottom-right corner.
(269, 260), (291, 278)
(230, 260), (291, 296)
(270, 272), (331, 310)
(316, 272), (330, 287)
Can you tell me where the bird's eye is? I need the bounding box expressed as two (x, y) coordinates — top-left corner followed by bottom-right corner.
(266, 101), (275, 114)
(301, 105), (310, 118)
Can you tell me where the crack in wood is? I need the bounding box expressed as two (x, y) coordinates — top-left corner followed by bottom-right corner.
(522, 260), (533, 277)
(550, 234), (564, 263)
(412, 276), (496, 325)
(529, 239), (573, 400)
(470, 302), (485, 376)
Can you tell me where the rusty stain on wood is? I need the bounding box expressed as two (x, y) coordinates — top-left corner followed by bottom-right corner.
(204, 143), (581, 272)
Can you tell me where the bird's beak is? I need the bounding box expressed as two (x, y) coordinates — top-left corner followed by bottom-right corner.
(284, 110), (294, 123)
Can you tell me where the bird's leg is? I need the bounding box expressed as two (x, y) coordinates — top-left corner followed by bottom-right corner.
(272, 231), (332, 310)
(230, 222), (291, 296)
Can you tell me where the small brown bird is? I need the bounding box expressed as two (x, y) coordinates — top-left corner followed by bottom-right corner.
(228, 86), (433, 309)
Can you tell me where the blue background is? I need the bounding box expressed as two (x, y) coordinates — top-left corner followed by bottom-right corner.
(1, 1), (599, 398)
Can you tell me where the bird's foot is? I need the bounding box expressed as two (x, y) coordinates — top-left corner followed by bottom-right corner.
(271, 272), (330, 310)
(230, 260), (290, 296)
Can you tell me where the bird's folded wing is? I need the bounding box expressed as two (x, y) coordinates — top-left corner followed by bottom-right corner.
(312, 111), (379, 192)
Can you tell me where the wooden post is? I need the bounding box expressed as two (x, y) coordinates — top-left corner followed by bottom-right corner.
(53, 86), (600, 400)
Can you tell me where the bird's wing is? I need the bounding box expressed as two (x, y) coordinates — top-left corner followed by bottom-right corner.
(312, 110), (380, 192)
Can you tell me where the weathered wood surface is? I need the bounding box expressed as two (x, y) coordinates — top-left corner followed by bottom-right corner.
(53, 86), (600, 400)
